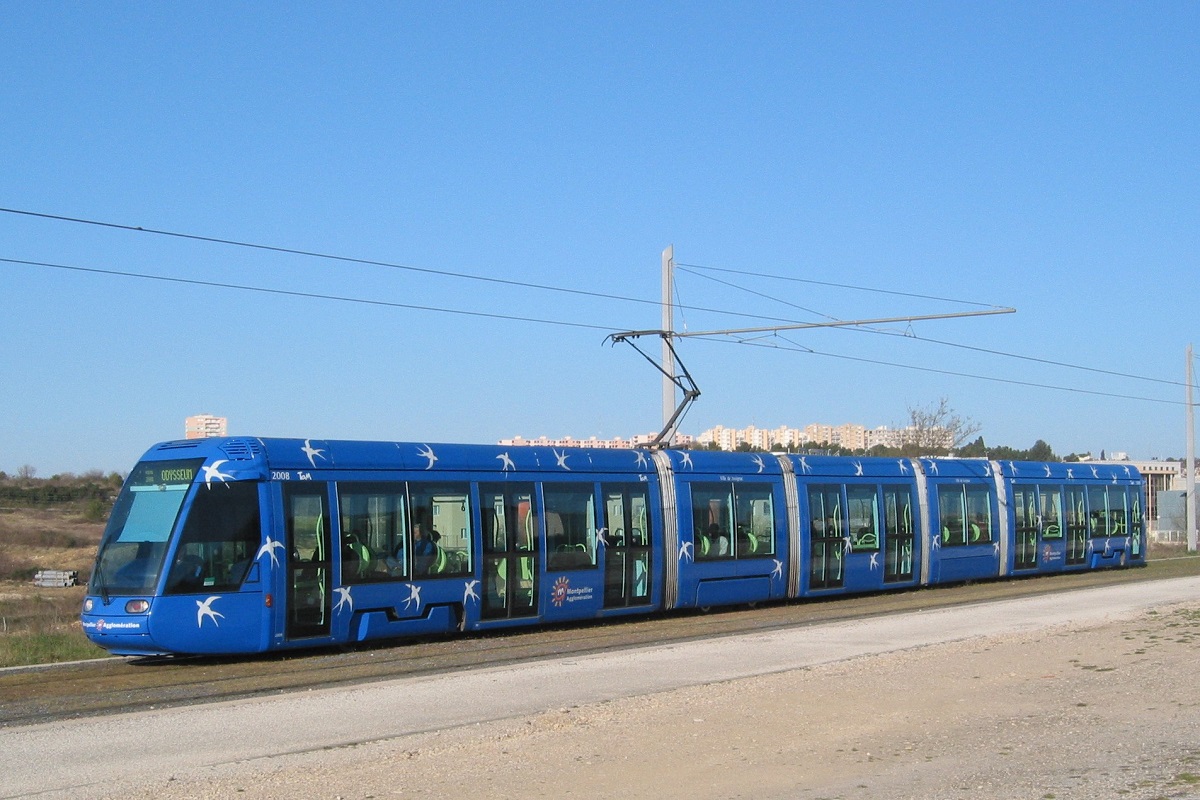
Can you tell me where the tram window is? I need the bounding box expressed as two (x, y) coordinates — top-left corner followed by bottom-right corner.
(690, 483), (774, 560)
(735, 484), (775, 558)
(1130, 489), (1143, 538)
(1088, 486), (1114, 538)
(1040, 487), (1063, 540)
(1014, 488), (1037, 534)
(604, 484), (651, 548)
(883, 486), (914, 539)
(809, 485), (845, 542)
(287, 491), (328, 563)
(846, 486), (879, 552)
(544, 485), (598, 570)
(691, 484), (734, 560)
(480, 483), (538, 557)
(337, 483), (407, 583)
(1130, 489), (1144, 556)
(409, 483), (472, 578)
(938, 485), (994, 547)
(165, 481), (261, 594)
(1108, 487), (1128, 537)
(1065, 486), (1088, 540)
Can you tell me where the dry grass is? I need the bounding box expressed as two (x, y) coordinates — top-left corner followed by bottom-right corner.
(0, 506), (104, 580)
(0, 506), (109, 666)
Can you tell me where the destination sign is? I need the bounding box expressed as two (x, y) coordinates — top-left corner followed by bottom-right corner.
(130, 459), (203, 489)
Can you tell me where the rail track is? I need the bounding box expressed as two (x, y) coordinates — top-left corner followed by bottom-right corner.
(4, 557), (1199, 729)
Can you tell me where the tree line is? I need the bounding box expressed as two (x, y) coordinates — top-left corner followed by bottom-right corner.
(0, 469), (125, 510)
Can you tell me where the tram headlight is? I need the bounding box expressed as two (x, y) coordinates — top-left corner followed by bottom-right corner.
(83, 598), (94, 613)
(125, 599), (150, 614)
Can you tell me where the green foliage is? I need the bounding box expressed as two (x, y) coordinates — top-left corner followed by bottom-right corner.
(0, 591), (110, 667)
(0, 472), (123, 508)
(0, 631), (109, 668)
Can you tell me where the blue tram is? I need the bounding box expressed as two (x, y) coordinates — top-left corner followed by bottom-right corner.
(81, 437), (1146, 656)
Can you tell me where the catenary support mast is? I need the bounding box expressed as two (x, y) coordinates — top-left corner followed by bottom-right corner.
(661, 245), (676, 443)
(1187, 343), (1196, 551)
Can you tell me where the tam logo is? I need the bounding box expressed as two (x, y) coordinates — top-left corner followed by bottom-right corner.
(551, 576), (570, 607)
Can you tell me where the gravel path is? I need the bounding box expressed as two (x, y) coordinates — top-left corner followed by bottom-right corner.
(7, 579), (1200, 800)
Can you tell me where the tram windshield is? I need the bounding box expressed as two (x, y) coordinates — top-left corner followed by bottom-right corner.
(91, 459), (202, 596)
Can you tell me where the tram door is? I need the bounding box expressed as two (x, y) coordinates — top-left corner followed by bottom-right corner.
(883, 486), (915, 583)
(603, 483), (653, 608)
(283, 483), (333, 639)
(1065, 486), (1088, 566)
(808, 485), (845, 590)
(480, 483), (539, 620)
(1012, 487), (1039, 570)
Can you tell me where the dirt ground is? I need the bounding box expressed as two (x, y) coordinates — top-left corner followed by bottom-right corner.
(113, 602), (1200, 800)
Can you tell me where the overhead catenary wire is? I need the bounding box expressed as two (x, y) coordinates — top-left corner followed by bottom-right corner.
(4, 205), (1194, 401)
(0, 257), (627, 333)
(680, 261), (1194, 391)
(12, 252), (1187, 409)
(0, 207), (805, 329)
(678, 261), (1006, 309)
(690, 332), (1189, 407)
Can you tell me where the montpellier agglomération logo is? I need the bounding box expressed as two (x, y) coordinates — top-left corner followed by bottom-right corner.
(551, 576), (570, 607)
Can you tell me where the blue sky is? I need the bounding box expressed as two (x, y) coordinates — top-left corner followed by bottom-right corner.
(2, 3), (1197, 475)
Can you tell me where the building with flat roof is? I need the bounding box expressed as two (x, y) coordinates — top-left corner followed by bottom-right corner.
(185, 414), (227, 439)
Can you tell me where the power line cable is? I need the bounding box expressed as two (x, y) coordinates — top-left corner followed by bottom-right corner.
(6, 206), (1191, 395)
(678, 260), (1006, 309)
(689, 333), (1187, 407)
(9, 254), (1193, 403)
(680, 261), (1191, 390)
(1, 257), (626, 333)
(0, 207), (806, 328)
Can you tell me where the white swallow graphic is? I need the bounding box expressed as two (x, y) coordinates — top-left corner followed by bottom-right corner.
(334, 586), (353, 613)
(596, 527), (609, 547)
(853, 461), (863, 477)
(798, 457), (812, 474)
(679, 452), (694, 470)
(925, 461), (940, 476)
(1091, 467), (1100, 479)
(202, 460), (233, 488)
(843, 535), (854, 555)
(403, 583), (422, 610)
(898, 460), (909, 474)
(497, 452), (515, 471)
(301, 439), (326, 467)
(752, 455), (765, 473)
(771, 559), (783, 579)
(256, 536), (285, 568)
(679, 541), (694, 562)
(1044, 465), (1053, 477)
(417, 444), (438, 470)
(463, 580), (480, 605)
(635, 451), (649, 468)
(196, 596), (224, 628)
(869, 552), (879, 570)
(1067, 468), (1075, 480)
(554, 450), (570, 470)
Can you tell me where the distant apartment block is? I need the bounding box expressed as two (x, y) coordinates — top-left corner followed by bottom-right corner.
(695, 423), (947, 452)
(499, 432), (695, 449)
(185, 414), (227, 439)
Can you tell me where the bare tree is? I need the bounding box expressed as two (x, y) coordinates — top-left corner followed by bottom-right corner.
(902, 398), (981, 457)
(17, 464), (37, 480)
